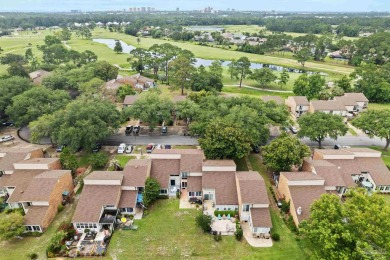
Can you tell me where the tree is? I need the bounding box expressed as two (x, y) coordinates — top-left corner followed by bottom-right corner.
(228, 56), (252, 87)
(81, 50), (98, 63)
(88, 152), (109, 169)
(0, 54), (26, 65)
(39, 44), (69, 65)
(335, 75), (352, 93)
(25, 48), (33, 61)
(293, 73), (325, 100)
(297, 112), (348, 148)
(67, 50), (82, 65)
(0, 211), (25, 240)
(60, 147), (79, 174)
(116, 84), (136, 101)
(175, 99), (200, 123)
(137, 37), (141, 44)
(124, 93), (174, 130)
(262, 133), (311, 172)
(195, 214), (212, 233)
(149, 43), (182, 84)
(91, 61), (119, 81)
(58, 27), (72, 41)
(199, 118), (252, 159)
(79, 78), (105, 94)
(352, 110), (390, 150)
(250, 67), (277, 88)
(7, 62), (29, 78)
(29, 114), (56, 145)
(129, 48), (149, 74)
(209, 60), (223, 79)
(169, 55), (196, 95)
(113, 40), (123, 53)
(294, 47), (312, 67)
(0, 76), (32, 114)
(300, 189), (390, 260)
(44, 35), (61, 46)
(278, 69), (290, 89)
(31, 97), (121, 150)
(143, 177), (160, 207)
(6, 87), (71, 126)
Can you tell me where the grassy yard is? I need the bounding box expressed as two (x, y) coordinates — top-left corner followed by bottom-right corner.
(234, 157), (249, 171)
(0, 199), (77, 260)
(348, 128), (358, 136)
(368, 103), (390, 111)
(378, 194), (390, 207)
(114, 155), (136, 168)
(108, 198), (311, 259)
(222, 85), (291, 99)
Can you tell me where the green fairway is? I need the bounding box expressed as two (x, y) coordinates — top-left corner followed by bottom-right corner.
(222, 85), (291, 99)
(368, 103), (390, 111)
(91, 28), (354, 75)
(108, 198), (311, 259)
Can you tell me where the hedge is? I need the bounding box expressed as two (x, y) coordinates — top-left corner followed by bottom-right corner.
(214, 210), (238, 217)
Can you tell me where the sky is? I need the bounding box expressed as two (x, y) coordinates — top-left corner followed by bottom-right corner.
(0, 0), (389, 12)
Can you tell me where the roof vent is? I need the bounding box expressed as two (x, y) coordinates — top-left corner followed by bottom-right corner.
(135, 166), (138, 169)
(297, 207), (302, 215)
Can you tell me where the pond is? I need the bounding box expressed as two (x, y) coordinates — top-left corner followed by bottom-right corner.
(186, 26), (224, 32)
(93, 38), (325, 75)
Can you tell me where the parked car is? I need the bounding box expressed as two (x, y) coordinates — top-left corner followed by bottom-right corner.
(252, 145), (260, 153)
(164, 144), (171, 149)
(1, 121), (14, 127)
(125, 125), (133, 135)
(125, 145), (134, 154)
(118, 143), (126, 154)
(91, 143), (102, 153)
(146, 143), (155, 153)
(281, 126), (290, 133)
(334, 144), (341, 150)
(56, 144), (67, 152)
(161, 126), (167, 134)
(0, 135), (15, 143)
(289, 126), (298, 134)
(133, 126), (140, 135)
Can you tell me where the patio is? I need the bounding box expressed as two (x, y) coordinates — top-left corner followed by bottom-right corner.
(203, 200), (237, 236)
(241, 222), (273, 248)
(179, 190), (199, 209)
(67, 230), (109, 257)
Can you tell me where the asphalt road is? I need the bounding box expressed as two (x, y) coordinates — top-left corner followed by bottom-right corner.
(19, 126), (387, 148)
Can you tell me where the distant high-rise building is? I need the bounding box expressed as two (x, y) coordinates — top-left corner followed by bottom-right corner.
(141, 7), (146, 12)
(129, 8), (133, 12)
(176, 7), (179, 12)
(227, 8), (230, 11)
(147, 7), (151, 12)
(137, 8), (141, 12)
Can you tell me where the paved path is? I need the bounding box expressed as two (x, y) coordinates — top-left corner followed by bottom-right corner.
(224, 84), (293, 93)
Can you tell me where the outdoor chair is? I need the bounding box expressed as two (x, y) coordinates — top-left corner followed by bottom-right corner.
(227, 214), (231, 219)
(217, 214), (222, 220)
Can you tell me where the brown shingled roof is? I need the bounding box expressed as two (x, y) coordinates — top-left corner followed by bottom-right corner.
(288, 185), (326, 223)
(0, 153), (29, 171)
(152, 149), (204, 172)
(123, 95), (140, 105)
(122, 159), (151, 187)
(24, 206), (49, 226)
(20, 170), (70, 202)
(5, 170), (47, 203)
(281, 172), (325, 181)
(291, 96), (309, 105)
(118, 190), (137, 208)
(334, 96), (358, 106)
(250, 208), (272, 228)
(72, 185), (121, 223)
(236, 171), (269, 204)
(261, 96), (284, 105)
(310, 100), (346, 111)
(344, 93), (368, 102)
(304, 159), (346, 187)
(150, 159), (180, 188)
(84, 171), (123, 181)
(187, 176), (202, 192)
(203, 160), (236, 167)
(202, 171), (238, 205)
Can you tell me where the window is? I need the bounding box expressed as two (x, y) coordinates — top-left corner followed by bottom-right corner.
(27, 202), (32, 206)
(170, 179), (176, 186)
(195, 191), (202, 196)
(0, 170), (3, 177)
(181, 172), (188, 179)
(26, 226), (32, 231)
(189, 192), (194, 197)
(160, 189), (168, 195)
(243, 204), (250, 212)
(121, 207), (133, 213)
(33, 226), (40, 231)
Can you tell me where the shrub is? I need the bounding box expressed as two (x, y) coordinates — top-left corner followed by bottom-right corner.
(176, 190), (181, 199)
(281, 199), (290, 214)
(117, 84), (136, 100)
(213, 233), (222, 242)
(195, 214), (212, 233)
(22, 232), (43, 237)
(27, 253), (38, 260)
(57, 203), (64, 213)
(235, 226), (243, 241)
(46, 231), (67, 255)
(213, 210), (238, 217)
(271, 233), (280, 241)
(143, 177), (160, 207)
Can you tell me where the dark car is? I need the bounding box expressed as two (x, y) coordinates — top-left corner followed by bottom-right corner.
(125, 125), (133, 135)
(56, 144), (67, 152)
(334, 144), (341, 150)
(164, 144), (171, 149)
(92, 143), (102, 153)
(161, 126), (167, 134)
(252, 145), (260, 153)
(1, 121), (14, 127)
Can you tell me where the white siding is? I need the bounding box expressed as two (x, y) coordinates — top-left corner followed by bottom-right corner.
(202, 166), (236, 172)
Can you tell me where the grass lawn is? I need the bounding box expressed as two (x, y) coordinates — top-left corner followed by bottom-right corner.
(172, 145), (197, 149)
(368, 103), (390, 111)
(378, 194), (390, 207)
(0, 199), (77, 260)
(108, 198), (311, 259)
(92, 28), (353, 75)
(234, 157), (249, 171)
(114, 155), (136, 168)
(222, 85), (291, 99)
(348, 128), (358, 136)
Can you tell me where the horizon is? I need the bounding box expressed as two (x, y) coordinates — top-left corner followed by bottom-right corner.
(1, 0), (389, 13)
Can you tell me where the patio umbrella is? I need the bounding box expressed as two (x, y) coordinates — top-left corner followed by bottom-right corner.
(121, 217), (127, 223)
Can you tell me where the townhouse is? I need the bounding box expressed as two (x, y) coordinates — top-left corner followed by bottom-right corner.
(309, 100), (347, 116)
(285, 96), (310, 118)
(334, 92), (369, 113)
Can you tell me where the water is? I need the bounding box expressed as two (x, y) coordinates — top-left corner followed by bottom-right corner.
(93, 38), (325, 75)
(186, 26), (224, 32)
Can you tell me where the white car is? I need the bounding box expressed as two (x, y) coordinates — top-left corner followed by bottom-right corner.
(0, 135), (15, 143)
(156, 144), (163, 149)
(125, 145), (134, 154)
(117, 143), (126, 154)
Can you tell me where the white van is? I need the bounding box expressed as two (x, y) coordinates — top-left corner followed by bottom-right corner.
(117, 143), (126, 154)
